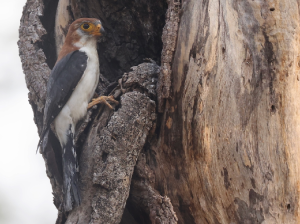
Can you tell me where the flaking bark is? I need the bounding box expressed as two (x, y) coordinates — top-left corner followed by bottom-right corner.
(157, 0), (181, 112)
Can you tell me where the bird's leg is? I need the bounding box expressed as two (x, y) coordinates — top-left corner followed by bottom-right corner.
(88, 95), (119, 109)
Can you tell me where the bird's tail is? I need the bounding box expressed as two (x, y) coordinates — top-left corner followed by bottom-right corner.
(36, 128), (49, 153)
(62, 128), (81, 212)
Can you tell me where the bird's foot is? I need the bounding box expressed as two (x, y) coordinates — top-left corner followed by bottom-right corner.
(88, 95), (119, 109)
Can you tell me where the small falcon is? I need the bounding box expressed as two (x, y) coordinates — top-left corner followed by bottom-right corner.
(38, 18), (117, 211)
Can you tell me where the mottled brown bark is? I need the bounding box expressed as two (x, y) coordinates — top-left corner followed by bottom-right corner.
(155, 0), (300, 223)
(19, 0), (300, 223)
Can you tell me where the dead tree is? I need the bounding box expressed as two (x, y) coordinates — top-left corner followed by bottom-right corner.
(18, 0), (300, 223)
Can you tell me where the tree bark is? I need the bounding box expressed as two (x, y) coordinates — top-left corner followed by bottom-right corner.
(19, 0), (300, 223)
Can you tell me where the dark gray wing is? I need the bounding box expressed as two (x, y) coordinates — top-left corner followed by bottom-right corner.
(38, 50), (88, 148)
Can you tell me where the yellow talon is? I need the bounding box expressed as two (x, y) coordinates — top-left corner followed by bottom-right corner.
(87, 95), (119, 109)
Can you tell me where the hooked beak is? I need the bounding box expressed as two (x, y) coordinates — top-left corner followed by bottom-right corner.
(92, 24), (106, 36)
(100, 26), (106, 36)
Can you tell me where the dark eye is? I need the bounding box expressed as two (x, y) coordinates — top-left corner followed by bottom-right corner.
(82, 23), (90, 29)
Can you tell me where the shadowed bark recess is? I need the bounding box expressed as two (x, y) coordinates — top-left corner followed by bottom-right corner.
(52, 0), (167, 79)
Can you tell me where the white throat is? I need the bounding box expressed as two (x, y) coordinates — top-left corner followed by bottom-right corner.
(73, 30), (98, 49)
(74, 35), (98, 59)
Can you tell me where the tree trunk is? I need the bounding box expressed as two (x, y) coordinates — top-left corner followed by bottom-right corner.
(18, 0), (300, 223)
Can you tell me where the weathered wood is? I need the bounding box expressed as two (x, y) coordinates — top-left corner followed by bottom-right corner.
(18, 0), (49, 112)
(157, 0), (181, 112)
(55, 0), (72, 55)
(64, 88), (158, 224)
(153, 0), (300, 223)
(90, 91), (156, 224)
(19, 0), (300, 223)
(18, 0), (65, 213)
(129, 152), (178, 223)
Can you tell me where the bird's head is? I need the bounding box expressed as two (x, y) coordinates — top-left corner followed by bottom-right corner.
(67, 18), (105, 46)
(57, 18), (105, 61)
(70, 18), (105, 38)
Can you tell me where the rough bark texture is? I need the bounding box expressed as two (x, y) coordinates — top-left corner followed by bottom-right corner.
(157, 0), (180, 112)
(65, 90), (157, 224)
(154, 0), (300, 223)
(19, 0), (300, 223)
(19, 0), (176, 223)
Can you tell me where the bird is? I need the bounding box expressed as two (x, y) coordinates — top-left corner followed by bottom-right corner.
(37, 18), (118, 212)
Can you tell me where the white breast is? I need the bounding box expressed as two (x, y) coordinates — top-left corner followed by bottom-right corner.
(54, 39), (99, 146)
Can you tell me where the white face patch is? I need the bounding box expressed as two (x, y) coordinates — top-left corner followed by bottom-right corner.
(74, 29), (95, 48)
(76, 28), (88, 37)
